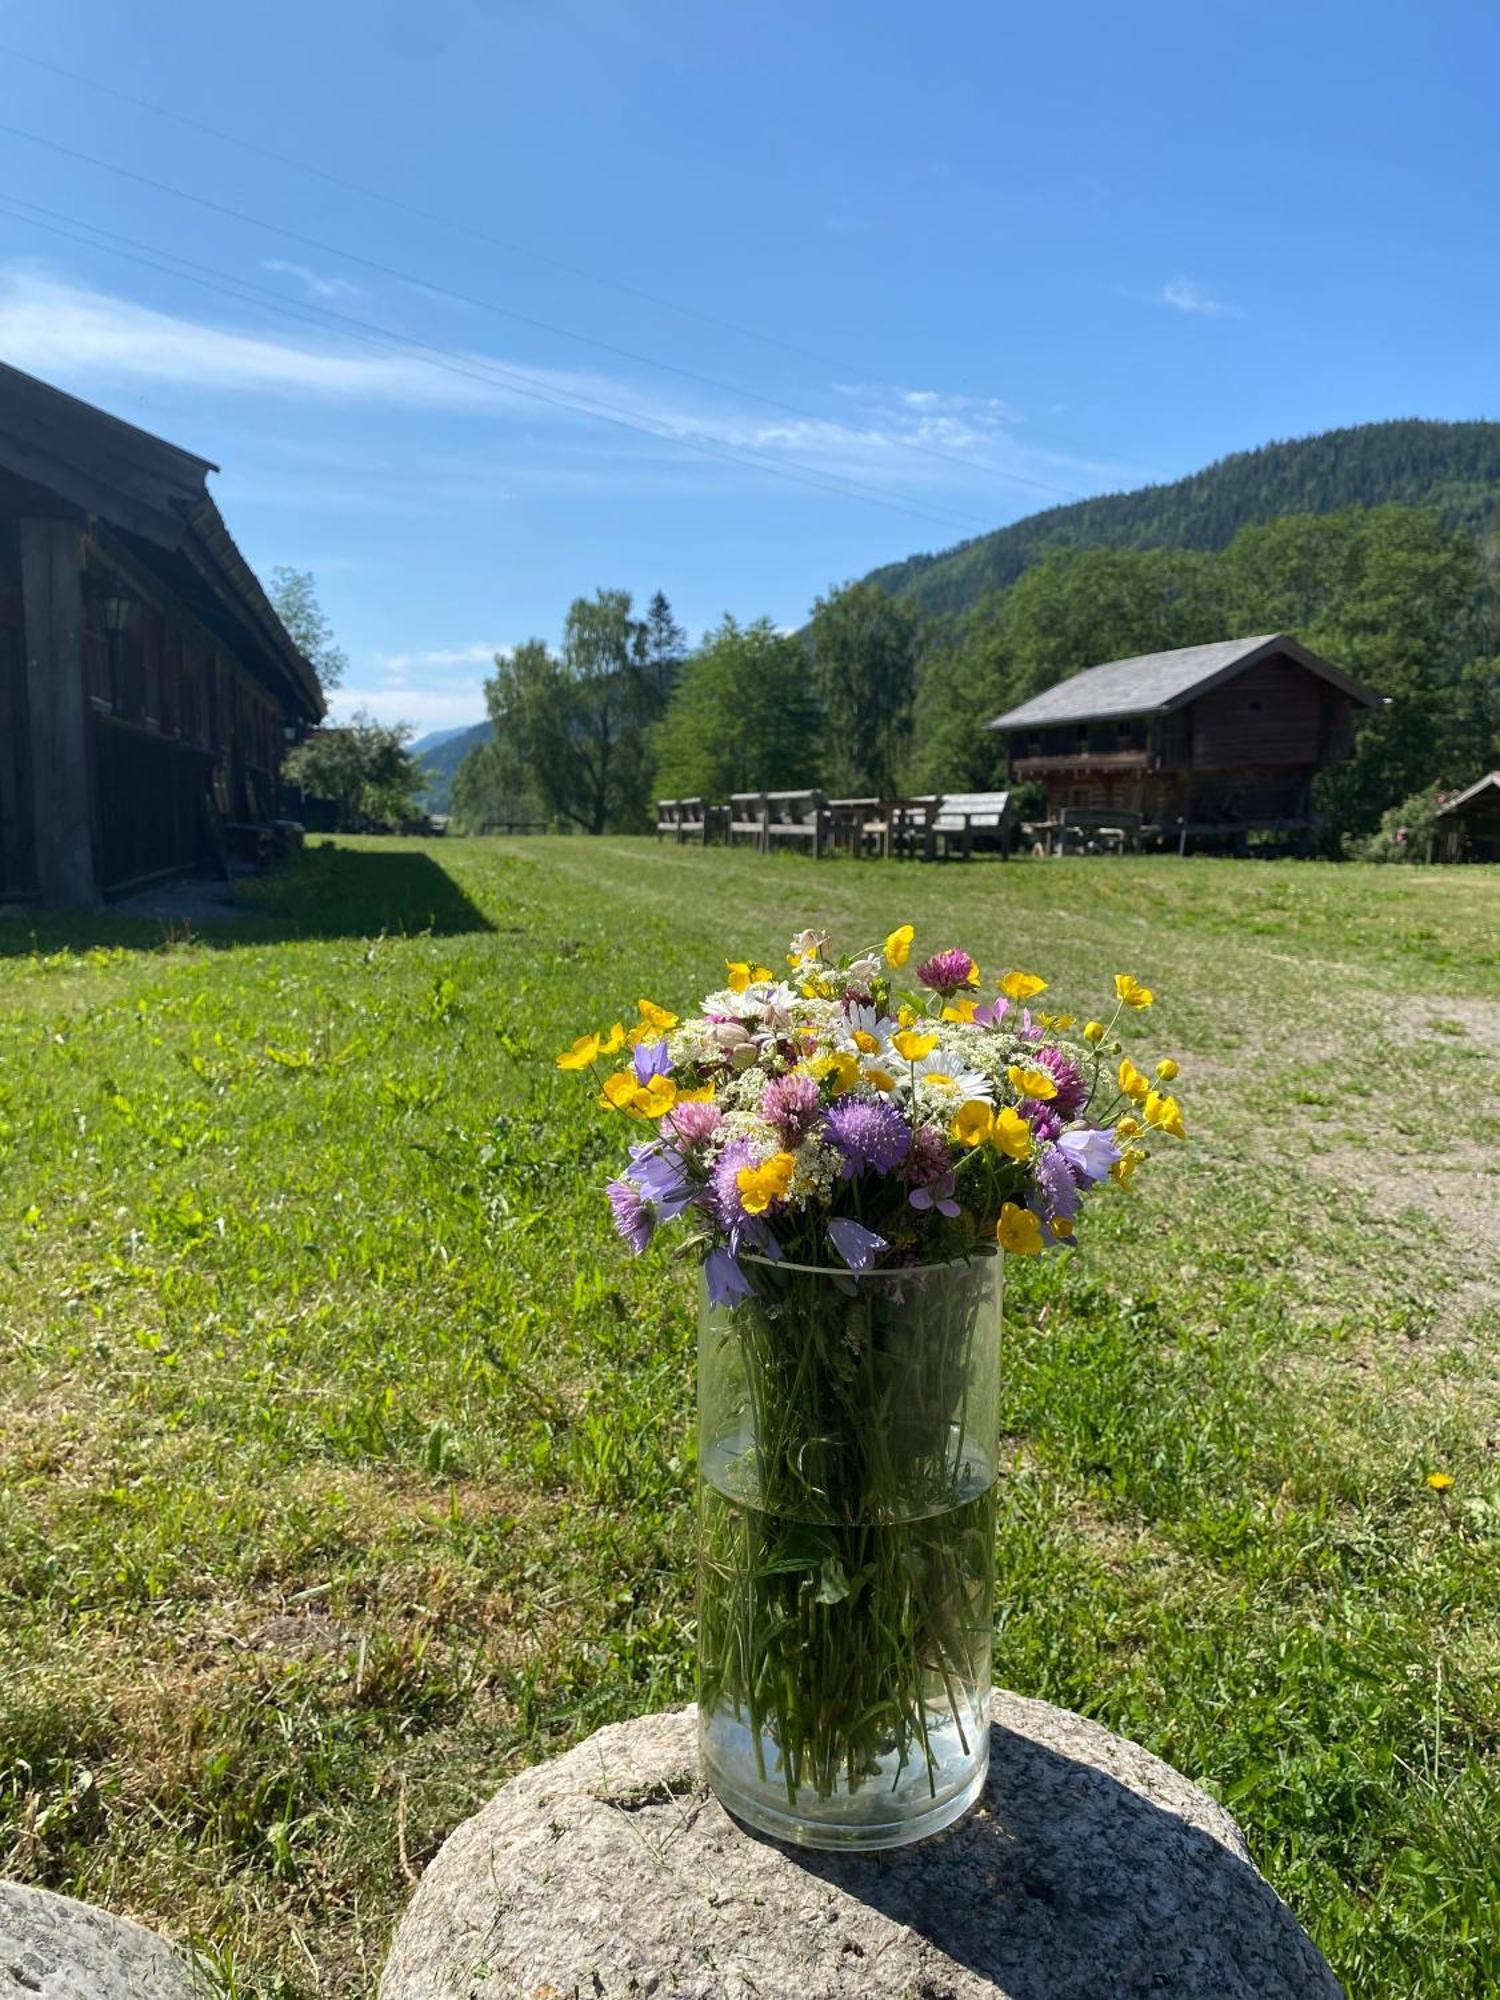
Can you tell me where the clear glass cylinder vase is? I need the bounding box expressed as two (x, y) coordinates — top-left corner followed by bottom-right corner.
(696, 1251), (1001, 1849)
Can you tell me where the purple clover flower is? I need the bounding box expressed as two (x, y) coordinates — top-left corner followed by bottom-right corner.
(824, 1098), (911, 1176)
(1031, 1046), (1087, 1117)
(905, 1122), (952, 1188)
(915, 948), (975, 995)
(761, 1072), (822, 1147)
(1023, 1102), (1064, 1143)
(667, 1100), (721, 1147)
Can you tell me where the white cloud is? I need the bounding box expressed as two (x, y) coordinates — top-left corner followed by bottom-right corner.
(330, 682), (489, 735)
(1160, 277), (1242, 319)
(374, 643), (505, 674)
(260, 259), (365, 304)
(0, 263), (1128, 502)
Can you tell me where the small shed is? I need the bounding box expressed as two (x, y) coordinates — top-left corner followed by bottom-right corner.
(986, 634), (1382, 846)
(1433, 771), (1500, 862)
(0, 362), (324, 905)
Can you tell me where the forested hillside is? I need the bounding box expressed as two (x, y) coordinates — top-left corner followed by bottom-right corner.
(417, 721), (491, 812)
(866, 420), (1500, 618)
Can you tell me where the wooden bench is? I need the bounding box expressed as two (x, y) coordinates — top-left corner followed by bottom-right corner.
(890, 795), (943, 860)
(655, 797), (724, 844)
(1054, 806), (1142, 855)
(827, 796), (893, 858)
(763, 789), (830, 857)
(931, 790), (1013, 859)
(727, 791), (769, 848)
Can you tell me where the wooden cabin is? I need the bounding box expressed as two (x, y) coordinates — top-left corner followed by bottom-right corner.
(1432, 771), (1500, 862)
(986, 634), (1382, 846)
(0, 363), (324, 906)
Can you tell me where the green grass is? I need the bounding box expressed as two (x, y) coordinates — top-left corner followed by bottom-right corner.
(0, 837), (1496, 1996)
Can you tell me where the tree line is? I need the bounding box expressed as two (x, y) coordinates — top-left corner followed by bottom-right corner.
(451, 503), (1500, 853)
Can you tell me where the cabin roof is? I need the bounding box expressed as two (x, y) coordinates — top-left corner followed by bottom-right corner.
(985, 633), (1382, 732)
(0, 361), (323, 718)
(1434, 770), (1500, 817)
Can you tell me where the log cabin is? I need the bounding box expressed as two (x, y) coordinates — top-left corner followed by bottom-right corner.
(986, 633), (1382, 847)
(1432, 771), (1500, 862)
(0, 362), (324, 906)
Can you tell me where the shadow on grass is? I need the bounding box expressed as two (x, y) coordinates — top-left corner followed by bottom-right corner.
(0, 843), (495, 957)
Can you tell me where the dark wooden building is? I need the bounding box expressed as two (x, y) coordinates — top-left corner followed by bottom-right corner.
(0, 363), (324, 905)
(986, 633), (1381, 842)
(1433, 771), (1500, 862)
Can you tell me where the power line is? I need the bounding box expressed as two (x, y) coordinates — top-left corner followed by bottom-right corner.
(0, 192), (1020, 537)
(0, 38), (856, 375)
(0, 114), (1081, 513)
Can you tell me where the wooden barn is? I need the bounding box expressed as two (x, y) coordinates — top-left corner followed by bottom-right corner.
(0, 363), (324, 906)
(986, 633), (1382, 849)
(1433, 771), (1500, 862)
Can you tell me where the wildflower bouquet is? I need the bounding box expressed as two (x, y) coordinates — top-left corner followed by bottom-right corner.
(558, 924), (1184, 1847)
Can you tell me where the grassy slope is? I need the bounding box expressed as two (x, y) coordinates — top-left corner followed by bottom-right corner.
(0, 838), (1496, 1997)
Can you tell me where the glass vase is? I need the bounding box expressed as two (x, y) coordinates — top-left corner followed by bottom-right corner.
(696, 1251), (1001, 1850)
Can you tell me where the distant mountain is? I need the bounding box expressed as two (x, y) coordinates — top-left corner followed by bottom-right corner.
(416, 720), (491, 812)
(411, 724), (479, 756)
(863, 419), (1500, 620)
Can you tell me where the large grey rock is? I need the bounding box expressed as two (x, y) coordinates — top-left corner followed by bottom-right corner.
(381, 1693), (1343, 2000)
(1, 1881), (203, 1997)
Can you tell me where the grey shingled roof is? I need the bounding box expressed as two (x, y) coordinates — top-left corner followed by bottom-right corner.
(1434, 770), (1500, 817)
(985, 634), (1380, 731)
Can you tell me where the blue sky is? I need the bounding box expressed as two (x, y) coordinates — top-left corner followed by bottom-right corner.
(1, 0), (1496, 734)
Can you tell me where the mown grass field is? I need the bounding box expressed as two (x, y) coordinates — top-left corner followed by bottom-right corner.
(0, 836), (1496, 1997)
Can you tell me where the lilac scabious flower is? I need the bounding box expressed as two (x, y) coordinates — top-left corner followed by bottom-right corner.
(827, 1217), (888, 1271)
(910, 1172), (960, 1219)
(1031, 1045), (1087, 1117)
(1035, 1144), (1080, 1222)
(905, 1122), (952, 1189)
(710, 1138), (757, 1226)
(916, 948), (975, 995)
(606, 1178), (655, 1254)
(971, 996), (1010, 1029)
(667, 1100), (721, 1147)
(1058, 1126), (1120, 1185)
(825, 1098), (911, 1176)
(761, 1071), (822, 1147)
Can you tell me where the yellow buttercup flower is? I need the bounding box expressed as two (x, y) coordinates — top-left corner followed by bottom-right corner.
(992, 1106), (1032, 1160)
(736, 1151), (796, 1214)
(1118, 1058), (1150, 1104)
(1111, 1146), (1144, 1189)
(675, 1082), (716, 1104)
(1116, 1115), (1141, 1139)
(637, 999), (679, 1033)
(1036, 1012), (1075, 1032)
(1051, 1216), (1075, 1240)
(1156, 1058), (1179, 1081)
(598, 1069), (677, 1119)
(1083, 1020), (1106, 1044)
(1426, 1471), (1454, 1491)
(885, 924), (915, 969)
(728, 960), (776, 992)
(942, 996), (979, 1024)
(1007, 1064), (1058, 1102)
(808, 1049), (861, 1095)
(1114, 973), (1154, 1010)
(998, 970), (1047, 1003)
(598, 1022), (626, 1055)
(556, 1031), (601, 1071)
(1143, 1089), (1185, 1139)
(952, 1100), (995, 1148)
(897, 1005), (919, 1029)
(892, 1030), (939, 1062)
(996, 1203), (1043, 1255)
